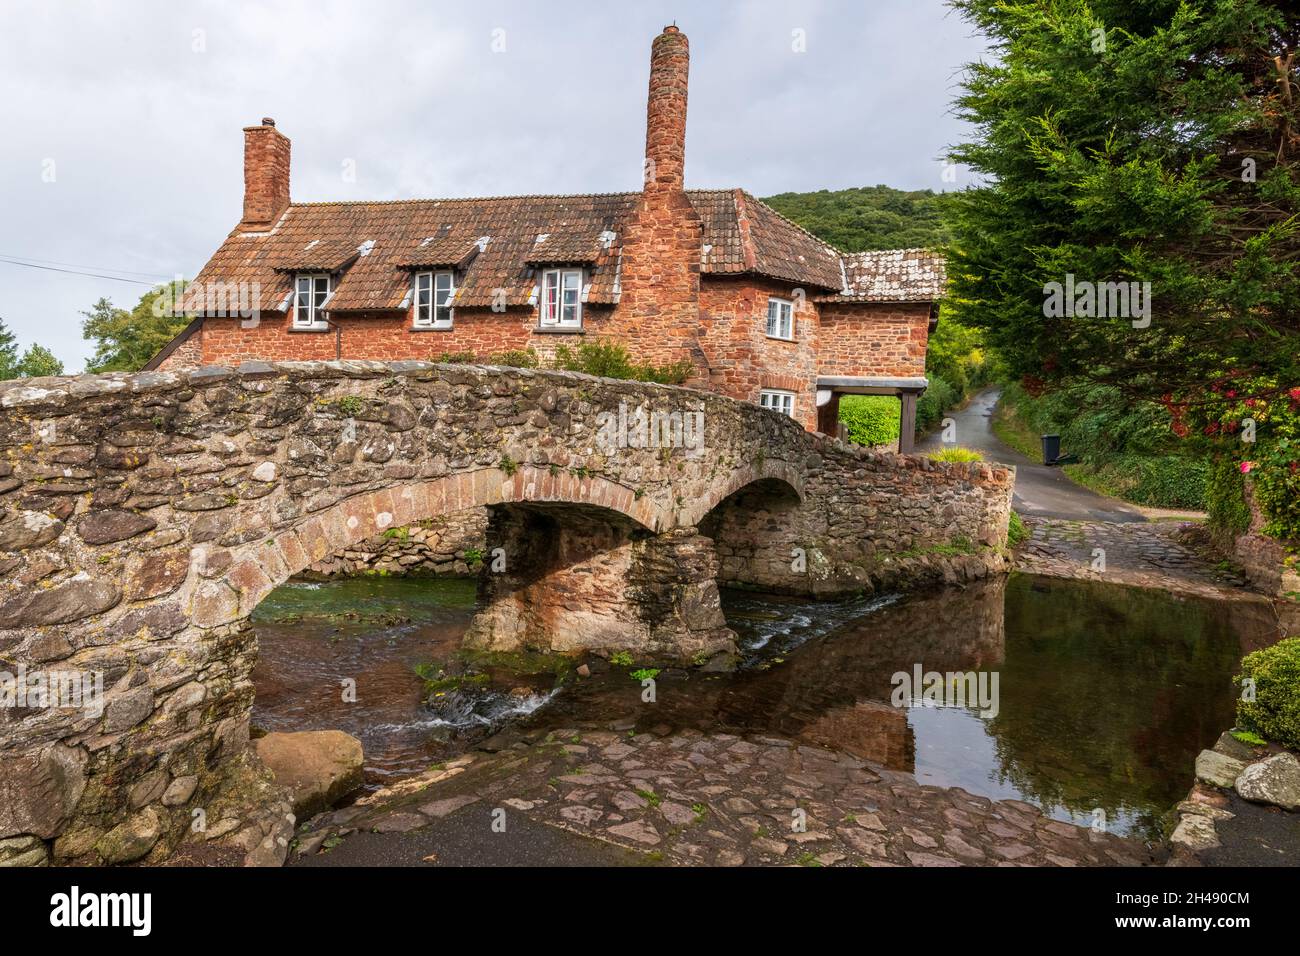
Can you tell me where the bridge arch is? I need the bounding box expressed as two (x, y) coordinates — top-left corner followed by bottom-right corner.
(189, 466), (663, 627)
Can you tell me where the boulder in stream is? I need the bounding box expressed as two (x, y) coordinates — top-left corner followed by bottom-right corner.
(253, 730), (365, 819)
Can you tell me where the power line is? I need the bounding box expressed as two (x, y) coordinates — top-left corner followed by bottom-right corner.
(0, 256), (169, 285)
(0, 252), (174, 281)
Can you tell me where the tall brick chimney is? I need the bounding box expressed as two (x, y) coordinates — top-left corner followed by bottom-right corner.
(605, 26), (703, 373)
(241, 117), (290, 229)
(643, 25), (689, 193)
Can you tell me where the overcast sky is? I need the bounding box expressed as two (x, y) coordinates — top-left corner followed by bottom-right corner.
(0, 0), (989, 371)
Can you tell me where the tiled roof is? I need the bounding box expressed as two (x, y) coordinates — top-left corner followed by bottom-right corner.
(268, 237), (365, 273)
(182, 192), (944, 315)
(827, 248), (946, 303)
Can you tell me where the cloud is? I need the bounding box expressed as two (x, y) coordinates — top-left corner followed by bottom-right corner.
(0, 0), (988, 371)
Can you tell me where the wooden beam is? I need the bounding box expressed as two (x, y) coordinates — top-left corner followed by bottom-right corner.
(899, 392), (918, 453)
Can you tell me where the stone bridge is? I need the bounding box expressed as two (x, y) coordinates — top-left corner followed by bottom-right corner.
(0, 360), (1012, 864)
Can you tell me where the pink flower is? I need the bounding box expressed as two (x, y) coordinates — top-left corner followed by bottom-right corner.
(1240, 461), (1255, 474)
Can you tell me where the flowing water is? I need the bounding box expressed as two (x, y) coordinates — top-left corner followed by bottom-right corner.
(250, 572), (1279, 839)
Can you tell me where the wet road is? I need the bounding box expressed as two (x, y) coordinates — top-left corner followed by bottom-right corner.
(916, 389), (1146, 523)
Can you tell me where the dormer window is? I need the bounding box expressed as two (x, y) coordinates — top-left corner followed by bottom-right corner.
(766, 297), (794, 340)
(540, 267), (583, 328)
(294, 274), (330, 329)
(414, 271), (455, 329)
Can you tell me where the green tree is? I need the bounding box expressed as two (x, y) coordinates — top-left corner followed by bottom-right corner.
(81, 280), (190, 373)
(945, 0), (1299, 406)
(762, 185), (951, 252)
(0, 316), (18, 380)
(15, 344), (64, 378)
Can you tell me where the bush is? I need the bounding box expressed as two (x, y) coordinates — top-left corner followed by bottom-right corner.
(1236, 638), (1300, 749)
(490, 348), (539, 368)
(930, 446), (982, 463)
(552, 341), (693, 385)
(838, 395), (900, 446)
(435, 351), (477, 364)
(915, 375), (958, 434)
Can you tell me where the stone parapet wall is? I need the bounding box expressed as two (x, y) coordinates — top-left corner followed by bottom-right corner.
(703, 439), (1015, 596)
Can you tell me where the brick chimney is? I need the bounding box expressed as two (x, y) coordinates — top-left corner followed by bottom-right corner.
(605, 26), (703, 374)
(643, 25), (689, 193)
(241, 117), (290, 229)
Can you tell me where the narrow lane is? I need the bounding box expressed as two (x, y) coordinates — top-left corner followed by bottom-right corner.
(916, 388), (1146, 523)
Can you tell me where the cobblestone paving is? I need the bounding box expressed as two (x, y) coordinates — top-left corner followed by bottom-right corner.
(295, 725), (1159, 867)
(1015, 518), (1252, 601)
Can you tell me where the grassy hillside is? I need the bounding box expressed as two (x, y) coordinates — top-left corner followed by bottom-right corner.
(761, 185), (950, 252)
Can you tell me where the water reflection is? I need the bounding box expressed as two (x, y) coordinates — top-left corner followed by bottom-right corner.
(250, 572), (1280, 839)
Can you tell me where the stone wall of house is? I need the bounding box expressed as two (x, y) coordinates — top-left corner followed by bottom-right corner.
(304, 509), (487, 577)
(154, 326), (203, 373)
(815, 302), (930, 379)
(697, 275), (820, 431)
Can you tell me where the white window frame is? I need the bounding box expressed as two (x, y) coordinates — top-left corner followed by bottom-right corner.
(414, 270), (455, 329)
(294, 273), (331, 329)
(766, 296), (794, 340)
(759, 389), (796, 418)
(540, 267), (584, 328)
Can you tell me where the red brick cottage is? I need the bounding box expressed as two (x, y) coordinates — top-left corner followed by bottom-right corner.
(148, 26), (944, 450)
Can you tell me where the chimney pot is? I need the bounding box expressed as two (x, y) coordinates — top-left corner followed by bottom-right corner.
(262, 117), (276, 127)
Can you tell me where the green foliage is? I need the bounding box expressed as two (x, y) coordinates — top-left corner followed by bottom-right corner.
(915, 375), (959, 434)
(462, 547), (484, 567)
(1007, 510), (1029, 547)
(838, 395), (900, 446)
(1230, 729), (1267, 747)
(0, 317), (18, 380)
(629, 668), (660, 682)
(81, 282), (192, 373)
(945, 0), (1298, 407)
(1236, 638), (1300, 749)
(552, 341), (693, 384)
(761, 185), (950, 252)
(929, 446), (982, 463)
(1251, 440), (1300, 539)
(13, 344), (63, 378)
(490, 348), (540, 368)
(0, 315), (67, 380)
(926, 308), (993, 397)
(435, 351), (477, 363)
(334, 395), (366, 416)
(609, 651), (634, 667)
(999, 382), (1207, 509)
(499, 454), (518, 477)
(1193, 381), (1300, 539)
